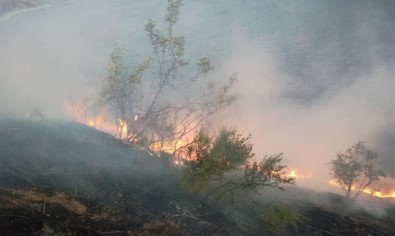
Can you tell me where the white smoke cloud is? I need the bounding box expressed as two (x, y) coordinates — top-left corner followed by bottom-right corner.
(0, 0), (393, 192)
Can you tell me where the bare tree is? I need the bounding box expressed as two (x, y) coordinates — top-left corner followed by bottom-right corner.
(72, 97), (91, 123)
(29, 107), (46, 121)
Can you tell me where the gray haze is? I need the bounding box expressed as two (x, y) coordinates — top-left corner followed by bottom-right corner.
(0, 0), (394, 191)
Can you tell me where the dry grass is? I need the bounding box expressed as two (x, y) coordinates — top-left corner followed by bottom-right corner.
(0, 188), (87, 215)
(129, 220), (190, 236)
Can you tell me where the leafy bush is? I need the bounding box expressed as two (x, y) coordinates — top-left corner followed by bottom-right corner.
(262, 203), (300, 235)
(182, 128), (295, 202)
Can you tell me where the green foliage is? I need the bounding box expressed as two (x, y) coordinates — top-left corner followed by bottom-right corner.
(183, 128), (252, 192)
(329, 141), (386, 200)
(188, 129), (252, 175)
(182, 128), (295, 201)
(244, 154), (295, 191)
(211, 128), (253, 169)
(101, 45), (150, 123)
(262, 203), (300, 235)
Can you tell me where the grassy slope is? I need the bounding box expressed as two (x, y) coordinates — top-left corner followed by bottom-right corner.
(0, 119), (393, 235)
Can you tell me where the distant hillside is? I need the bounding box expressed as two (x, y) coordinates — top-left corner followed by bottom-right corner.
(0, 119), (394, 235)
(0, 0), (67, 15)
(0, 0), (43, 14)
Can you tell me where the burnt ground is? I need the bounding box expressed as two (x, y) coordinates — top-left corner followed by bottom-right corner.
(0, 119), (394, 235)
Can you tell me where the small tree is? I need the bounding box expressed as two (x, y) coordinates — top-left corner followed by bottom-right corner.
(182, 128), (295, 203)
(101, 44), (151, 138)
(29, 107), (46, 121)
(101, 0), (236, 149)
(329, 141), (386, 200)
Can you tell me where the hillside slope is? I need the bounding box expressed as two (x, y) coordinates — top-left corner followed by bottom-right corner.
(0, 119), (240, 235)
(0, 0), (44, 15)
(0, 119), (394, 235)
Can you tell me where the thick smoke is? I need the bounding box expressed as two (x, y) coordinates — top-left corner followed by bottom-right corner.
(188, 0), (395, 189)
(0, 0), (393, 192)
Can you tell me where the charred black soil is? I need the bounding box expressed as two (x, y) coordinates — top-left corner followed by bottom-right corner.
(0, 119), (394, 235)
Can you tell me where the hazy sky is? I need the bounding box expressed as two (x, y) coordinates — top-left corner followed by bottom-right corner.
(0, 0), (393, 191)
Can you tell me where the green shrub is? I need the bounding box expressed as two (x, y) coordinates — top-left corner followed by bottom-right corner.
(182, 128), (295, 202)
(262, 203), (300, 235)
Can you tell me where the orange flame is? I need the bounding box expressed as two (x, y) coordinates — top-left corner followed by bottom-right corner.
(87, 119), (95, 127)
(150, 139), (185, 154)
(118, 119), (128, 139)
(286, 169), (312, 179)
(328, 179), (395, 199)
(65, 102), (129, 138)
